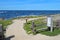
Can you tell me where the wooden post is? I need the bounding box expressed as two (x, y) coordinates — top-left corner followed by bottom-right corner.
(31, 21), (36, 34)
(0, 24), (3, 32)
(0, 24), (5, 40)
(26, 18), (28, 23)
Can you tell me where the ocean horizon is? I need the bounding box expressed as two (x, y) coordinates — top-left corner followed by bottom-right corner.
(0, 10), (60, 19)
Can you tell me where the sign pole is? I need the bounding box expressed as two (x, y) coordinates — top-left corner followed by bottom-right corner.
(51, 16), (53, 32)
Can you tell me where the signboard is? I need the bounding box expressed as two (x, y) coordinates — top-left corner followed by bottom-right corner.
(47, 16), (53, 32)
(47, 16), (53, 27)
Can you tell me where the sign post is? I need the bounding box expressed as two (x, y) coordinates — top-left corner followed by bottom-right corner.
(47, 16), (53, 32)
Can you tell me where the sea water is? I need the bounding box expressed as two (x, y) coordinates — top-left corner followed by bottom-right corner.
(0, 10), (60, 19)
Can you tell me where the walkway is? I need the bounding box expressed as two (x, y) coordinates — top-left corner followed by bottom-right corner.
(5, 18), (60, 40)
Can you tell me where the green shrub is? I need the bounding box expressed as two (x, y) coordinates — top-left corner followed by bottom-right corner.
(0, 20), (12, 30)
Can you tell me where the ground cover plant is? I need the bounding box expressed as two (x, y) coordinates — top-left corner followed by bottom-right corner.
(24, 17), (60, 36)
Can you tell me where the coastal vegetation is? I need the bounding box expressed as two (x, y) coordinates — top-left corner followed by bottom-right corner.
(0, 19), (12, 30)
(24, 16), (60, 36)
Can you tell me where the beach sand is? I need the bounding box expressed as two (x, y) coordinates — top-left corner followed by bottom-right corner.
(5, 18), (60, 40)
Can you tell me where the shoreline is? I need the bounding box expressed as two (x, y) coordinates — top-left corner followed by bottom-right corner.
(2, 13), (60, 20)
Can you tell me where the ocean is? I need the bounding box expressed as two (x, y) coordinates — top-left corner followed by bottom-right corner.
(0, 10), (60, 19)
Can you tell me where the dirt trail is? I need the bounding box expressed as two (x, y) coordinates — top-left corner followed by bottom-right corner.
(5, 18), (60, 40)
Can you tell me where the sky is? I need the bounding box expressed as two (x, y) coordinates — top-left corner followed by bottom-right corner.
(0, 0), (60, 10)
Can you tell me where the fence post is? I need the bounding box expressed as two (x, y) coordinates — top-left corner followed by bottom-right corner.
(0, 24), (5, 40)
(26, 18), (27, 23)
(31, 21), (36, 34)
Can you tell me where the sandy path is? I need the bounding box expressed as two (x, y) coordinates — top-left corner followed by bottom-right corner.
(5, 18), (60, 40)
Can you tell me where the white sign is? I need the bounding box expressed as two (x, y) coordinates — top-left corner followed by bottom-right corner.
(47, 16), (53, 32)
(47, 16), (53, 27)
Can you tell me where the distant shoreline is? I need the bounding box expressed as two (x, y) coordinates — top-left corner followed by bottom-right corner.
(1, 13), (60, 20)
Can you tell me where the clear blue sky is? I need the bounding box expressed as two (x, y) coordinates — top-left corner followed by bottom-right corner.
(0, 0), (60, 10)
